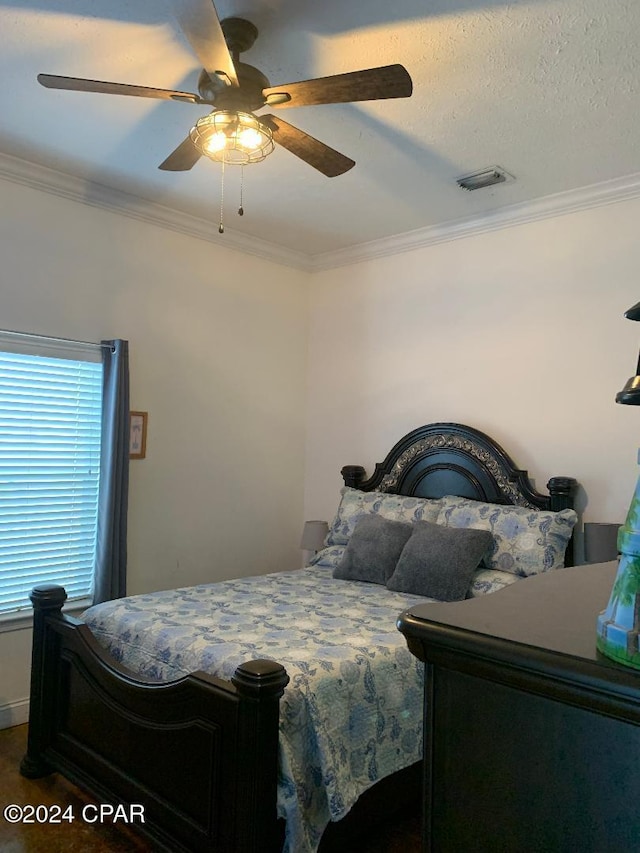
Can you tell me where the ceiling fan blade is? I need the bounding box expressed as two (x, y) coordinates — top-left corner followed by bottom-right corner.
(37, 73), (204, 104)
(169, 0), (238, 88)
(263, 64), (412, 109)
(159, 137), (202, 171)
(262, 115), (355, 178)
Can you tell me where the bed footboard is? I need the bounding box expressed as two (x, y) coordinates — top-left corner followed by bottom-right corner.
(20, 584), (289, 853)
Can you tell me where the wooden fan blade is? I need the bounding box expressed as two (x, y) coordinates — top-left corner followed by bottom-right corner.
(159, 137), (202, 171)
(37, 74), (204, 103)
(262, 115), (355, 177)
(263, 64), (412, 109)
(169, 0), (238, 88)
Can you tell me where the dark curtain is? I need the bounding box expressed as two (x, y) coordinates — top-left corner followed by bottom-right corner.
(93, 339), (130, 603)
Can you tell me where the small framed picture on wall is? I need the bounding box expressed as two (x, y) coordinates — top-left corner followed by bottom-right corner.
(129, 411), (148, 459)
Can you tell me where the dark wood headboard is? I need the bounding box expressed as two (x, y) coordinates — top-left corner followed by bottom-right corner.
(341, 422), (577, 563)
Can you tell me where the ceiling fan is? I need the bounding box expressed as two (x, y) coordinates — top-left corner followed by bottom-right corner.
(36, 0), (413, 179)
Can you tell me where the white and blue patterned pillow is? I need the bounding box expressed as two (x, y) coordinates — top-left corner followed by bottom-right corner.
(325, 487), (442, 547)
(467, 568), (519, 597)
(437, 497), (577, 577)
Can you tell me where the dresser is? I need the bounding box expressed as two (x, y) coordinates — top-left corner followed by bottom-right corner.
(397, 561), (640, 853)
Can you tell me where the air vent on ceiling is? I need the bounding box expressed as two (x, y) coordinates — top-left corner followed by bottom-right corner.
(456, 167), (514, 191)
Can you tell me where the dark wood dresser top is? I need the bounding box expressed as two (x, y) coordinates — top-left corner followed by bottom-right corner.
(397, 561), (640, 692)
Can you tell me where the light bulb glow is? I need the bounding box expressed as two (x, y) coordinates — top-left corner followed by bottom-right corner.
(204, 131), (227, 154)
(237, 127), (262, 150)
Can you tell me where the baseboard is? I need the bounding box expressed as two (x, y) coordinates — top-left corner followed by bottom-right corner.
(0, 698), (29, 729)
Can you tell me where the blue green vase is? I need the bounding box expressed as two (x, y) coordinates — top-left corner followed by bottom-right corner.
(596, 469), (640, 668)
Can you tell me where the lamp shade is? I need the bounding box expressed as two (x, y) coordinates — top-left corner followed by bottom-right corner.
(300, 520), (329, 551)
(584, 522), (620, 563)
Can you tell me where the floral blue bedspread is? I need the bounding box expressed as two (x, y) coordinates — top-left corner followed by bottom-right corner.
(82, 566), (428, 853)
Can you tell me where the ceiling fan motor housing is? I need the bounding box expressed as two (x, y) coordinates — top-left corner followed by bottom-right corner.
(198, 62), (270, 111)
(197, 17), (269, 110)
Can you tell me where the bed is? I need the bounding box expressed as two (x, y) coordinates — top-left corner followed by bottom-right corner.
(20, 422), (578, 852)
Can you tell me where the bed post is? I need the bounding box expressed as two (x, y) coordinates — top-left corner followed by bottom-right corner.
(231, 659), (290, 852)
(20, 584), (67, 779)
(548, 477), (578, 566)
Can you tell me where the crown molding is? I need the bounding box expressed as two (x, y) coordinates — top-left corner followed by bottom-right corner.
(0, 151), (311, 271)
(309, 171), (640, 271)
(1, 150), (640, 274)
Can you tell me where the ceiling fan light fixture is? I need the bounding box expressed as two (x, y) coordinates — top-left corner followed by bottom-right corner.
(190, 110), (274, 164)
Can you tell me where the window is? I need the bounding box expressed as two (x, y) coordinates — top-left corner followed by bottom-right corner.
(0, 346), (103, 616)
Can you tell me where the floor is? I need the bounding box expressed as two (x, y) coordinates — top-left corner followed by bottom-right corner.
(0, 725), (421, 852)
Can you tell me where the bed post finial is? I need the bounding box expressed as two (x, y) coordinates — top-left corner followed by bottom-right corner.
(341, 465), (366, 488)
(547, 476), (578, 512)
(232, 658), (289, 698)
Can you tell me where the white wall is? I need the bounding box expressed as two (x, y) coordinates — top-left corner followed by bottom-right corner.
(304, 197), (640, 547)
(5, 173), (640, 728)
(0, 176), (309, 725)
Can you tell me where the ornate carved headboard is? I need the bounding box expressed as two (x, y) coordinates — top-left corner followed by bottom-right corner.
(341, 422), (577, 563)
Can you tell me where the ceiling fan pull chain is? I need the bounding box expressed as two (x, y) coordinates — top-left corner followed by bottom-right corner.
(218, 155), (226, 234)
(238, 165), (244, 217)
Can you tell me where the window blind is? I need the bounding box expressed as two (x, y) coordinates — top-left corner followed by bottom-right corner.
(0, 350), (103, 615)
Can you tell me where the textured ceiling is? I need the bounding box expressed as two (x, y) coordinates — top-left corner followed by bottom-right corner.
(1, 0), (639, 257)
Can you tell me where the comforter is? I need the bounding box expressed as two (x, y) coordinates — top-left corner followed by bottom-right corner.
(83, 565), (429, 853)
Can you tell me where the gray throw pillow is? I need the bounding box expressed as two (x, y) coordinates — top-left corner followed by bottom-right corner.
(333, 514), (413, 585)
(387, 520), (493, 601)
